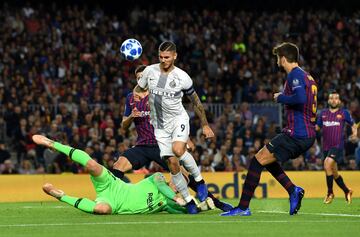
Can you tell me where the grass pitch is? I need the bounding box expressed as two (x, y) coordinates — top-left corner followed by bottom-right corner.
(0, 198), (359, 237)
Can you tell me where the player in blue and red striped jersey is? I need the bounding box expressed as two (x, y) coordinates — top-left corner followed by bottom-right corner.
(112, 65), (232, 212)
(112, 65), (163, 178)
(316, 91), (358, 204)
(222, 42), (317, 217)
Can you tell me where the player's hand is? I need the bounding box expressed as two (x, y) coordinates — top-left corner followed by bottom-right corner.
(174, 196), (186, 206)
(202, 125), (215, 139)
(130, 107), (141, 118)
(273, 92), (282, 102)
(349, 134), (358, 143)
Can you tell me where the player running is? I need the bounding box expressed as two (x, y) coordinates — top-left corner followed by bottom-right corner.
(134, 41), (215, 214)
(316, 91), (358, 204)
(222, 42), (317, 216)
(34, 134), (192, 214)
(113, 65), (232, 212)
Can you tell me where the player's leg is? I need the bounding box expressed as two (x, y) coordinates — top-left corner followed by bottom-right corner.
(173, 141), (208, 202)
(172, 119), (208, 202)
(42, 183), (97, 213)
(32, 135), (102, 177)
(112, 156), (132, 179)
(222, 134), (305, 216)
(330, 149), (352, 204)
(154, 129), (197, 214)
(33, 135), (112, 214)
(42, 183), (111, 214)
(323, 154), (335, 204)
(146, 143), (231, 211)
(187, 174), (233, 211)
(112, 146), (150, 179)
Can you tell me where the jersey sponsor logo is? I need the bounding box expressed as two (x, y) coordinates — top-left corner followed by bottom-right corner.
(150, 89), (176, 98)
(323, 121), (341, 127)
(147, 192), (154, 211)
(139, 111), (151, 117)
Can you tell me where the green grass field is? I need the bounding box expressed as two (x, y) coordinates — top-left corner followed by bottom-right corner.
(1, 198), (359, 237)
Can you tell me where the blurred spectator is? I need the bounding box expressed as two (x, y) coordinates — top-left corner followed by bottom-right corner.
(0, 140), (11, 165)
(1, 160), (18, 174)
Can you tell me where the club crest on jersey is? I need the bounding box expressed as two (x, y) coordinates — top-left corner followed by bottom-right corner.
(169, 80), (177, 88)
(336, 114), (342, 119)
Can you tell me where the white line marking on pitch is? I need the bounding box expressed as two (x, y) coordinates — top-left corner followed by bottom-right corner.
(258, 210), (360, 218)
(23, 206), (66, 209)
(22, 206), (360, 218)
(1, 219), (360, 228)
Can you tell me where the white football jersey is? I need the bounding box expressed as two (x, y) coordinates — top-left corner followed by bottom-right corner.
(138, 63), (193, 129)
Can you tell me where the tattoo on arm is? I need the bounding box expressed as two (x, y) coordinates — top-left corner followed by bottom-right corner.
(188, 92), (208, 126)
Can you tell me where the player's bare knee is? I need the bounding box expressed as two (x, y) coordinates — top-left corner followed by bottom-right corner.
(113, 157), (132, 172)
(94, 203), (112, 214)
(255, 148), (267, 165)
(172, 147), (185, 158)
(324, 158), (334, 170)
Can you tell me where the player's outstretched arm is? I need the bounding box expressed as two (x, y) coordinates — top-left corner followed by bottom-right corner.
(275, 87), (307, 105)
(151, 173), (176, 200)
(187, 92), (214, 138)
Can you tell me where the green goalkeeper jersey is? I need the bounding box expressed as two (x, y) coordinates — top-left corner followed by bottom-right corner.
(91, 170), (186, 214)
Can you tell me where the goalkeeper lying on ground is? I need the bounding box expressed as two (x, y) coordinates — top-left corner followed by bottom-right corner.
(33, 135), (212, 214)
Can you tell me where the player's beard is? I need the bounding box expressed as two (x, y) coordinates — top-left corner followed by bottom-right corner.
(329, 104), (339, 109)
(161, 62), (173, 72)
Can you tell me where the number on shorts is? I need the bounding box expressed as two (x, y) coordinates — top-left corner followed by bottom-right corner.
(180, 124), (185, 132)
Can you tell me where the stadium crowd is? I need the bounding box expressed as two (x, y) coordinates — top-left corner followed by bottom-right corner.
(0, 2), (359, 174)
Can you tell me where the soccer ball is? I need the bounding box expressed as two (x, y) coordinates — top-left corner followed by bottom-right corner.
(120, 38), (142, 61)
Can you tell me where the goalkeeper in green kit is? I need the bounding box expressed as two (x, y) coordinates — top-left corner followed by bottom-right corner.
(33, 135), (189, 214)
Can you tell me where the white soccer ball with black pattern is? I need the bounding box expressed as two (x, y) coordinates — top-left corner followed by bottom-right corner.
(120, 38), (142, 61)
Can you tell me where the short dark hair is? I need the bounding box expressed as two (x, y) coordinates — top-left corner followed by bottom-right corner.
(135, 65), (147, 74)
(329, 90), (339, 96)
(272, 42), (299, 63)
(158, 41), (176, 52)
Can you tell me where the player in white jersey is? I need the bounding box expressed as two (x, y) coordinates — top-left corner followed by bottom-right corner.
(135, 41), (214, 214)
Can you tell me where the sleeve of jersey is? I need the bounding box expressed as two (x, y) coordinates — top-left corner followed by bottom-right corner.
(182, 73), (195, 95)
(150, 173), (176, 200)
(163, 199), (187, 214)
(316, 111), (323, 127)
(137, 68), (148, 89)
(277, 77), (306, 105)
(124, 95), (131, 117)
(344, 110), (355, 125)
